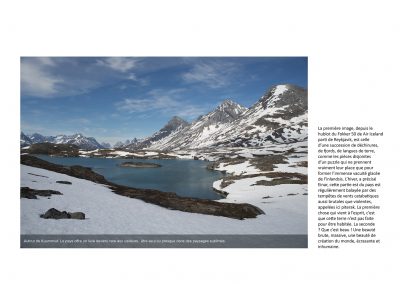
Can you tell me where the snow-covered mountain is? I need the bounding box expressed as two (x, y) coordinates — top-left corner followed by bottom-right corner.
(144, 100), (248, 150)
(28, 133), (64, 144)
(124, 116), (189, 150)
(52, 134), (104, 150)
(20, 132), (105, 150)
(212, 84), (308, 147)
(114, 138), (140, 149)
(146, 84), (307, 150)
(196, 99), (248, 126)
(29, 133), (49, 144)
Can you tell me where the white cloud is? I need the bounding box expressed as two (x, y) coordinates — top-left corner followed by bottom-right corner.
(21, 57), (99, 98)
(21, 59), (63, 97)
(125, 72), (149, 86)
(97, 57), (137, 72)
(182, 61), (238, 88)
(115, 89), (207, 119)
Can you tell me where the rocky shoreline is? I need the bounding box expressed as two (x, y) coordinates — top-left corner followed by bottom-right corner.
(21, 155), (264, 220)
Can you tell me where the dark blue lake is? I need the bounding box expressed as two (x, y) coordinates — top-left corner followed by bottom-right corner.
(35, 155), (223, 200)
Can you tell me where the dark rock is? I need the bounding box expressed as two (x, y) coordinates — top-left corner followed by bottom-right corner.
(20, 187), (62, 199)
(56, 180), (72, 184)
(40, 208), (71, 219)
(206, 162), (217, 170)
(28, 173), (49, 178)
(70, 212), (85, 220)
(40, 208), (85, 220)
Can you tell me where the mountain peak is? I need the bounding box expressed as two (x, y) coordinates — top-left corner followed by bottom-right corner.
(169, 116), (187, 124)
(220, 99), (236, 105)
(260, 84), (307, 109)
(123, 116), (189, 151)
(114, 139), (137, 149)
(164, 116), (189, 130)
(215, 99), (247, 117)
(218, 99), (240, 108)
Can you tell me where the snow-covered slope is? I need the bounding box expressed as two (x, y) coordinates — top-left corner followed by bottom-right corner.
(148, 84), (307, 150)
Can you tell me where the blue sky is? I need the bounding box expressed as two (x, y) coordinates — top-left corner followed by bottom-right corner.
(21, 57), (307, 144)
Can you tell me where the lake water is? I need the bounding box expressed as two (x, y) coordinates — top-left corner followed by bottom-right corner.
(35, 155), (223, 200)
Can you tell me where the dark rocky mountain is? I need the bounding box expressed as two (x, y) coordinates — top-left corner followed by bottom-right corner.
(20, 132), (32, 147)
(100, 142), (111, 149)
(28, 133), (57, 144)
(29, 133), (46, 143)
(114, 141), (125, 148)
(114, 138), (140, 149)
(124, 116), (189, 150)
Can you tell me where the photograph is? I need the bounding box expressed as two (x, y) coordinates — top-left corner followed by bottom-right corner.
(20, 57), (308, 248)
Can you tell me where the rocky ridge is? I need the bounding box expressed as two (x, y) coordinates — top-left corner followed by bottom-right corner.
(145, 84), (307, 150)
